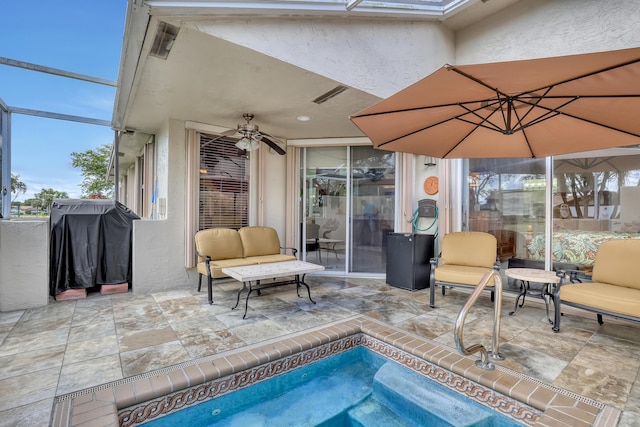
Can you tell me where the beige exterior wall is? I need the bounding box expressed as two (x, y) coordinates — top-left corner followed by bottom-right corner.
(190, 18), (455, 98)
(131, 119), (198, 294)
(0, 220), (49, 311)
(455, 0), (640, 64)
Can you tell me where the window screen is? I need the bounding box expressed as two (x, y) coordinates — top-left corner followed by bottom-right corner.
(198, 134), (249, 230)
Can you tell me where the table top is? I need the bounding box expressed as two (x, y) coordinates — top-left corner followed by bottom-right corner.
(306, 238), (343, 243)
(505, 268), (561, 284)
(222, 260), (325, 282)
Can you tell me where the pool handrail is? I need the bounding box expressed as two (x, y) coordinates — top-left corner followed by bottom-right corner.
(454, 269), (504, 370)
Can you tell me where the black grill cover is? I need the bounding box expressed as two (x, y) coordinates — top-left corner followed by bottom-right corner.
(49, 199), (140, 296)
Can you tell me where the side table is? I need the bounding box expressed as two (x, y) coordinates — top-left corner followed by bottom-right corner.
(505, 268), (564, 324)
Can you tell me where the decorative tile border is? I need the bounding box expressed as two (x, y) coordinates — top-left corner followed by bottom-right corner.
(51, 316), (621, 427)
(360, 335), (540, 425)
(118, 335), (363, 426)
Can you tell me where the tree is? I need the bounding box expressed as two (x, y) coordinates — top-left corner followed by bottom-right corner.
(23, 198), (42, 209)
(10, 174), (27, 202)
(34, 188), (69, 212)
(71, 144), (114, 199)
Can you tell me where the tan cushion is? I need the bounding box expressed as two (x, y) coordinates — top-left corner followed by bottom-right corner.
(440, 232), (497, 268)
(591, 239), (640, 290)
(206, 258), (260, 279)
(434, 265), (496, 287)
(195, 228), (244, 261)
(560, 282), (640, 318)
(239, 226), (281, 257)
(245, 254), (297, 264)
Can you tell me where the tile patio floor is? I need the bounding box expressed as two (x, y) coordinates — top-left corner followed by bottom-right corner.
(1, 275), (639, 426)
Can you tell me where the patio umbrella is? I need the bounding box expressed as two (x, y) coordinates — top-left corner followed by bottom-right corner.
(350, 47), (640, 159)
(554, 152), (640, 173)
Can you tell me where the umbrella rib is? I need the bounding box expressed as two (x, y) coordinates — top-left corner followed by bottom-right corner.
(523, 55), (640, 96)
(446, 65), (509, 95)
(458, 101), (505, 133)
(510, 95), (579, 133)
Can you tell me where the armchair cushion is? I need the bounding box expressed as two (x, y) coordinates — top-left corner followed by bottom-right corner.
(434, 265), (496, 287)
(560, 282), (640, 318)
(239, 226), (282, 257)
(195, 228), (244, 261)
(590, 239), (640, 290)
(440, 232), (498, 268)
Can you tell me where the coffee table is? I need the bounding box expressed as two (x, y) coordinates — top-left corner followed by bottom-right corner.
(222, 260), (325, 319)
(505, 268), (565, 324)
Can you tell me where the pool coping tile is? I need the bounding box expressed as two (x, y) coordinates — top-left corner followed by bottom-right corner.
(51, 315), (620, 427)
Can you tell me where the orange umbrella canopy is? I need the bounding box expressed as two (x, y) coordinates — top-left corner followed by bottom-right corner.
(350, 47), (640, 159)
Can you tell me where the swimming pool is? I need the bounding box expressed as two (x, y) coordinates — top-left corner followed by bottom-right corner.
(142, 346), (525, 426)
(51, 316), (620, 427)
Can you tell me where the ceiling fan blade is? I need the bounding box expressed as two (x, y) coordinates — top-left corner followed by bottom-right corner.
(202, 128), (242, 147)
(260, 134), (286, 155)
(221, 128), (241, 137)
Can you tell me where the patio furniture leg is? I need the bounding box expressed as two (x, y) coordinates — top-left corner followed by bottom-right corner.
(232, 282), (248, 310)
(296, 274), (315, 304)
(243, 281), (256, 319)
(207, 275), (214, 304)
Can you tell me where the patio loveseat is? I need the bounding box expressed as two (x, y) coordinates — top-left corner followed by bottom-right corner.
(195, 226), (297, 304)
(552, 238), (640, 332)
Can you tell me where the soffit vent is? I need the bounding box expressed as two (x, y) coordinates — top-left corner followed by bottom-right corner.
(312, 85), (349, 104)
(149, 22), (180, 59)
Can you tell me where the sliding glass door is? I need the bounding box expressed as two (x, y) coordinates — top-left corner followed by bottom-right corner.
(301, 146), (395, 274)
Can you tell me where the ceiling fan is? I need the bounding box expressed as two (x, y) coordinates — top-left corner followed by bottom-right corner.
(217, 113), (286, 155)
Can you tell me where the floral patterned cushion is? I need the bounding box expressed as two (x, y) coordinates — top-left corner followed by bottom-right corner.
(527, 231), (640, 266)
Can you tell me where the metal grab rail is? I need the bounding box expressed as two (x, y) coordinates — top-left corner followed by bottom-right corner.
(454, 269), (504, 370)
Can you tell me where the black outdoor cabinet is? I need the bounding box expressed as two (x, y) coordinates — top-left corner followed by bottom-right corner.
(386, 233), (435, 291)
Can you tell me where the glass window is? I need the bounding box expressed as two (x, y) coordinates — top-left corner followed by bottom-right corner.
(198, 134), (249, 230)
(466, 158), (546, 262)
(550, 150), (640, 269)
(350, 146), (396, 273)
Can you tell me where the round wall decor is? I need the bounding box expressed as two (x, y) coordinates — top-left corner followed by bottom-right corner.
(424, 176), (439, 195)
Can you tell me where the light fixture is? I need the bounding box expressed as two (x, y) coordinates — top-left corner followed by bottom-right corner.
(296, 115), (311, 122)
(235, 136), (261, 152)
(424, 156), (436, 167)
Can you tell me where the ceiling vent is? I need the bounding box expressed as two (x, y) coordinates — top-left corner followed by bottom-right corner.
(149, 22), (179, 59)
(312, 85), (348, 104)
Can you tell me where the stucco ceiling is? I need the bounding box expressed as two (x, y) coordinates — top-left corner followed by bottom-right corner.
(125, 26), (380, 140)
(115, 0), (520, 165)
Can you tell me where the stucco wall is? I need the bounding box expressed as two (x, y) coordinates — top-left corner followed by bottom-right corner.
(260, 147), (288, 238)
(131, 119), (197, 294)
(0, 220), (49, 311)
(455, 0), (640, 64)
(191, 18), (455, 98)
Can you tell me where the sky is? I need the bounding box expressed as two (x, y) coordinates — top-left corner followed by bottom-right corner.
(1, 1), (127, 202)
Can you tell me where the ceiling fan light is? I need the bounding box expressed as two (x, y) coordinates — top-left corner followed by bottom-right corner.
(235, 137), (251, 150)
(248, 138), (261, 151)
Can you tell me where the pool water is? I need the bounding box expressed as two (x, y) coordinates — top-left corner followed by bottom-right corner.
(144, 347), (524, 427)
